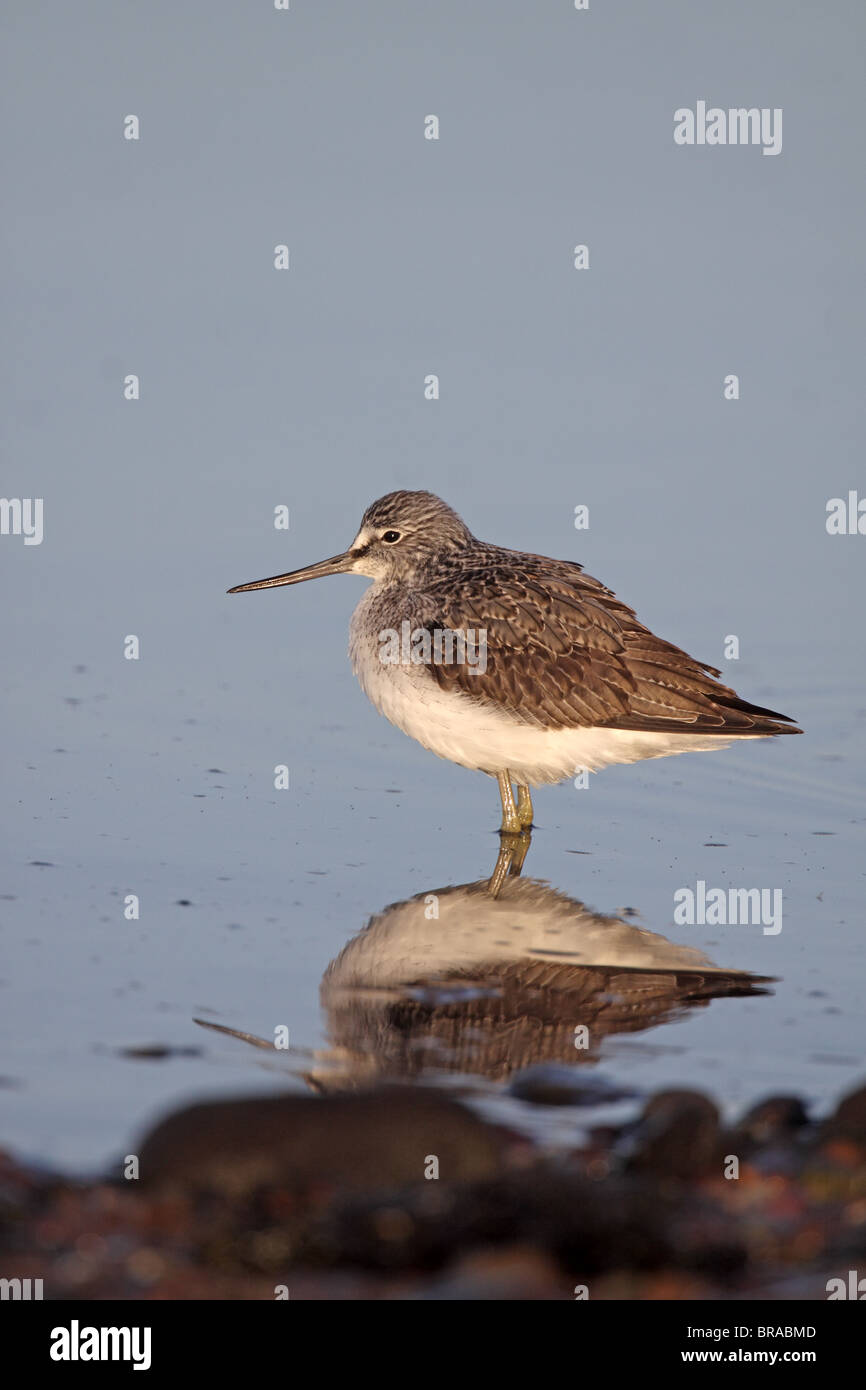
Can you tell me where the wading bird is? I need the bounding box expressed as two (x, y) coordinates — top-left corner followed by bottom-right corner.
(229, 491), (801, 892)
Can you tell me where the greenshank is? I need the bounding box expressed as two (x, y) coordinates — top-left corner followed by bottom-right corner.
(229, 491), (801, 889)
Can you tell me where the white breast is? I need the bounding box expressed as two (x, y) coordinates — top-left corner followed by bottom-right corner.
(348, 589), (757, 786)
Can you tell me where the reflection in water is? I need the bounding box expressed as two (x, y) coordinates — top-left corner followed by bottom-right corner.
(316, 876), (771, 1087)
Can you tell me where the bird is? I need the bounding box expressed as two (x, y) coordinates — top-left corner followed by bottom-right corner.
(319, 875), (769, 1087)
(228, 490), (801, 889)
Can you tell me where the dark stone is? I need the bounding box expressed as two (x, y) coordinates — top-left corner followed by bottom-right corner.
(509, 1066), (635, 1107)
(824, 1084), (866, 1147)
(295, 1167), (676, 1275)
(626, 1090), (721, 1180)
(135, 1086), (513, 1196)
(734, 1095), (810, 1149)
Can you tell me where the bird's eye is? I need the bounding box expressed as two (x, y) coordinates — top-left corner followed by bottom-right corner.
(382, 530), (401, 543)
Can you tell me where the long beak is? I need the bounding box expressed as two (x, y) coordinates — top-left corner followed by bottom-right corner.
(227, 550), (357, 594)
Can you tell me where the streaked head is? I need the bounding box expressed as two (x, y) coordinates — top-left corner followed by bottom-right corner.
(228, 490), (473, 594)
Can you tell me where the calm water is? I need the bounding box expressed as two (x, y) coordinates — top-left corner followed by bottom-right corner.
(3, 2), (864, 1169)
(3, 503), (863, 1170)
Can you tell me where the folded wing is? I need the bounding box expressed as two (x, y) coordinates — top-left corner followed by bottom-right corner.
(416, 549), (802, 736)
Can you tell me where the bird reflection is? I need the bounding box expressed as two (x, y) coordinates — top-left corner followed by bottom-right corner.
(195, 833), (771, 1091)
(314, 875), (770, 1087)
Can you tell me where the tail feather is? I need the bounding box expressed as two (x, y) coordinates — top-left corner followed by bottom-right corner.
(712, 694), (802, 735)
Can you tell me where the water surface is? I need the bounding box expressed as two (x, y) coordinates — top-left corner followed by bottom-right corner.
(3, 1), (864, 1170)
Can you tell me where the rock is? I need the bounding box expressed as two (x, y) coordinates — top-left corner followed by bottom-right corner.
(135, 1086), (514, 1196)
(509, 1066), (636, 1107)
(296, 1166), (675, 1275)
(823, 1084), (866, 1148)
(734, 1095), (810, 1150)
(625, 1090), (721, 1180)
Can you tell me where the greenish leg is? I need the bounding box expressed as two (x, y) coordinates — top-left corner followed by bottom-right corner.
(488, 837), (516, 897)
(496, 771), (523, 834)
(515, 783), (534, 829)
(508, 826), (532, 876)
(488, 827), (534, 895)
(488, 772), (535, 896)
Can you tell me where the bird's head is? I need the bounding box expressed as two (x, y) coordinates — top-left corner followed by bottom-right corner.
(227, 490), (472, 594)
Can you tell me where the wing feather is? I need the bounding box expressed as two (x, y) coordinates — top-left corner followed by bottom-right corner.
(411, 548), (800, 736)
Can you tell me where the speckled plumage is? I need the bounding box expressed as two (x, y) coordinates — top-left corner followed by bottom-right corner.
(231, 490), (801, 789)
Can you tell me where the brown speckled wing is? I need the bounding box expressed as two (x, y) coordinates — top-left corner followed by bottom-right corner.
(414, 548), (801, 736)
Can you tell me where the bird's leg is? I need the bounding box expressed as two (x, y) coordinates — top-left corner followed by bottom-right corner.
(488, 825), (533, 894)
(496, 771), (523, 834)
(508, 826), (533, 877)
(488, 838), (517, 897)
(491, 783), (534, 878)
(489, 772), (529, 896)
